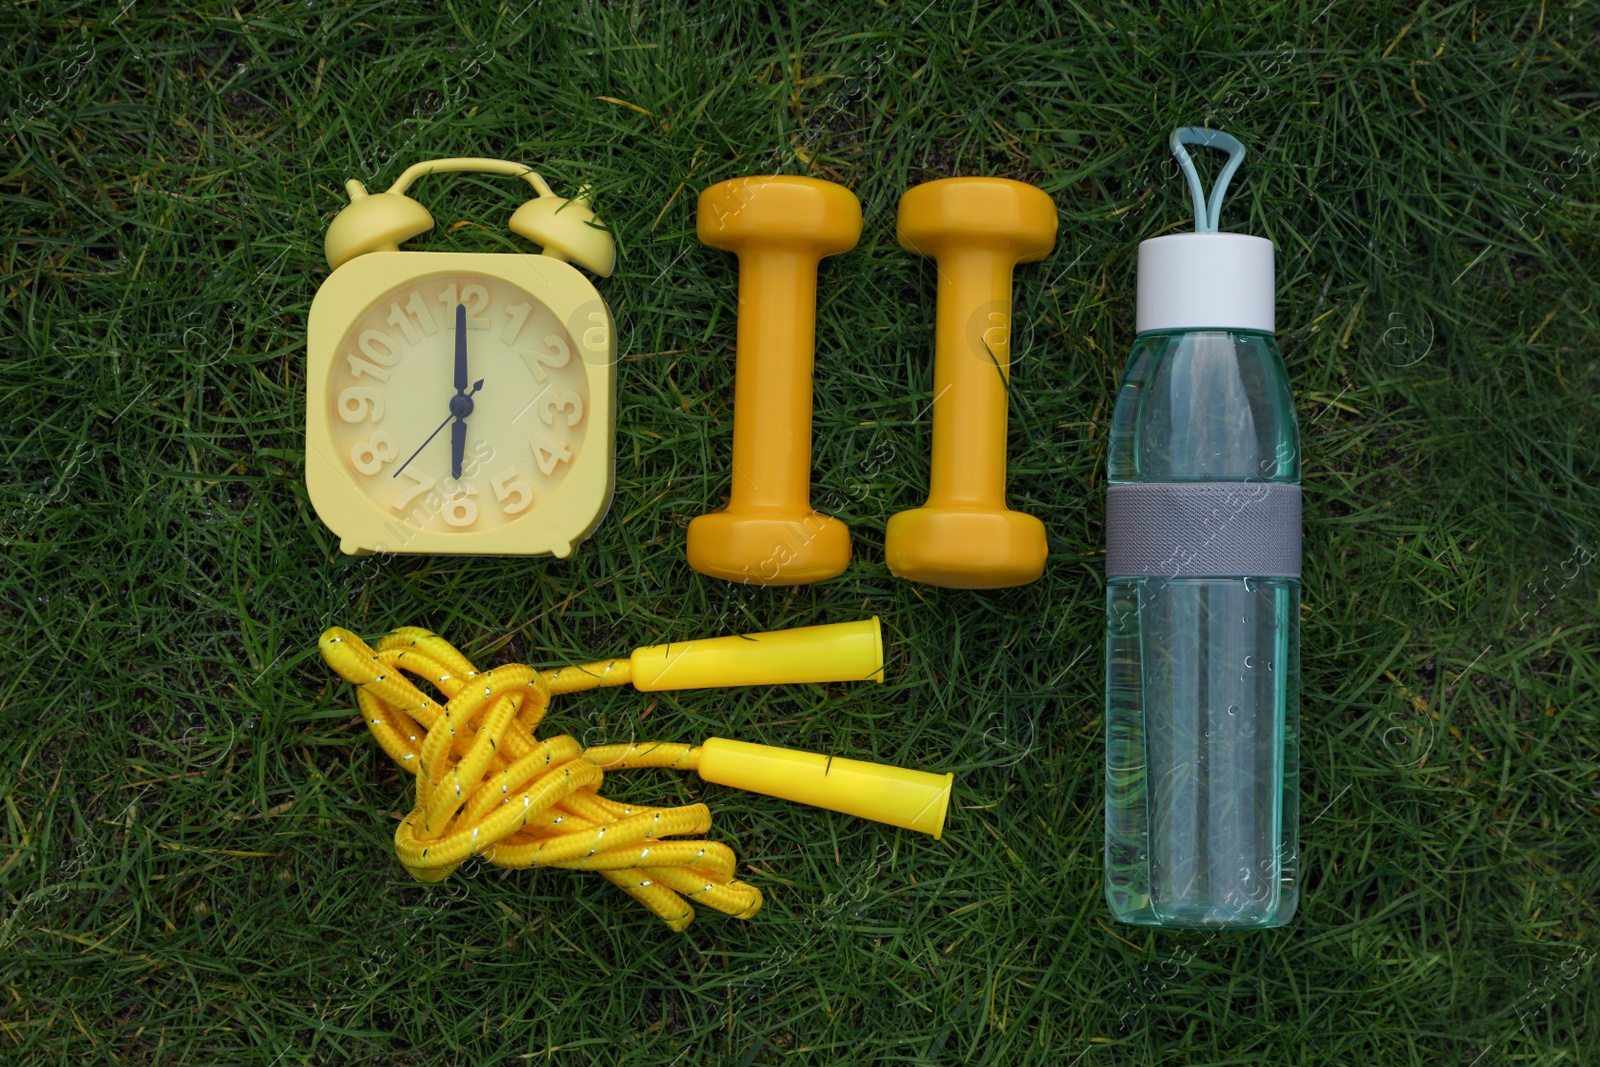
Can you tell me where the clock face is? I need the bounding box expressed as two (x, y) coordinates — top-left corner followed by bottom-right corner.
(324, 271), (590, 538)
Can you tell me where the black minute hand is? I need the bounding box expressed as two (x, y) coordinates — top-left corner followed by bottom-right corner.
(454, 302), (468, 393)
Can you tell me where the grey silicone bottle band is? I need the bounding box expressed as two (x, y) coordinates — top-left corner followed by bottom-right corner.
(1105, 482), (1301, 578)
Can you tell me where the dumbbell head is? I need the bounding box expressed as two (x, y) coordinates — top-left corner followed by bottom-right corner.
(698, 176), (862, 256)
(897, 177), (1057, 263)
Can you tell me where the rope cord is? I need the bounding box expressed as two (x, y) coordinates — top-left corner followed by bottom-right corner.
(319, 626), (761, 931)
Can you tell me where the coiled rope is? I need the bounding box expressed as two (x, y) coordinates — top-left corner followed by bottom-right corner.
(319, 626), (762, 931)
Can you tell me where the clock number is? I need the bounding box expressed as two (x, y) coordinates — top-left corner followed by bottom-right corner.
(358, 330), (401, 365)
(442, 485), (479, 527)
(540, 390), (584, 427)
(391, 469), (436, 510)
(532, 435), (573, 475)
(338, 387), (385, 423)
(408, 291), (439, 337)
(346, 355), (391, 382)
(387, 293), (438, 344)
(491, 467), (533, 515)
(439, 284), (490, 328)
(350, 431), (396, 476)
(520, 335), (571, 381)
(502, 302), (533, 346)
(386, 302), (420, 345)
(582, 311), (609, 349)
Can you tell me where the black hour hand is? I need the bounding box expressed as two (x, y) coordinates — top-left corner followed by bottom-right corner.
(451, 417), (467, 479)
(449, 378), (485, 479)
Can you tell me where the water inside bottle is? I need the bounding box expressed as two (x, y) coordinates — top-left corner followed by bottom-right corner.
(1106, 575), (1299, 926)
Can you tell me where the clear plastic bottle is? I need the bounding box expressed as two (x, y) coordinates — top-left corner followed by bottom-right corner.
(1103, 129), (1301, 928)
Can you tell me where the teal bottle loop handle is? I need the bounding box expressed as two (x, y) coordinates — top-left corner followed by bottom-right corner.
(1169, 127), (1245, 233)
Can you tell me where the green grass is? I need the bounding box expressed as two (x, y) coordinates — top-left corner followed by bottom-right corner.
(3, 0), (1599, 1062)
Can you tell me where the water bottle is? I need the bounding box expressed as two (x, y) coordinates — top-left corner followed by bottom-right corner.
(1104, 128), (1301, 928)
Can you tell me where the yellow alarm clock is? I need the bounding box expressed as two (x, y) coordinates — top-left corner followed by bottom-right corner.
(306, 158), (617, 558)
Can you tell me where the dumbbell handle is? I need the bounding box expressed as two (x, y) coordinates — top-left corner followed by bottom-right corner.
(928, 248), (1017, 508)
(729, 248), (820, 512)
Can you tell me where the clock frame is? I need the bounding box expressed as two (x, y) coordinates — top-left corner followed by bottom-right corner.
(306, 250), (616, 558)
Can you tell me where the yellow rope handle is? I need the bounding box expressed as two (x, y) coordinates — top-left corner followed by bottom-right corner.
(319, 626), (762, 931)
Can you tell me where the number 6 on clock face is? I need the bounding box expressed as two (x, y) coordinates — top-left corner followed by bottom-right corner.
(306, 255), (616, 559)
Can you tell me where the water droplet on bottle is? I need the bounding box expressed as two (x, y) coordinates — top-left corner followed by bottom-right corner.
(1227, 704), (1238, 716)
(1267, 660), (1275, 672)
(1244, 655), (1254, 668)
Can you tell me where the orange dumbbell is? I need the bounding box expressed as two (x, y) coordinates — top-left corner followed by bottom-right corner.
(886, 178), (1058, 588)
(688, 176), (861, 584)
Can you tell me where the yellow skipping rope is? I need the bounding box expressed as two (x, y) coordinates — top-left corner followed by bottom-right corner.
(319, 619), (953, 931)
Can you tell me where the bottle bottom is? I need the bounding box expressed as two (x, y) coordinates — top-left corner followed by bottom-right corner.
(1106, 894), (1297, 929)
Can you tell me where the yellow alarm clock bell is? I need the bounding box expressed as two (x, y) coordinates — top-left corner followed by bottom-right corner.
(306, 158), (616, 558)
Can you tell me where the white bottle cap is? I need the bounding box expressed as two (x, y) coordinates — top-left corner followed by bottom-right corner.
(1136, 231), (1275, 335)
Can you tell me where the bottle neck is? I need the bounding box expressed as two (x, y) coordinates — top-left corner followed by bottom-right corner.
(1135, 327), (1276, 340)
